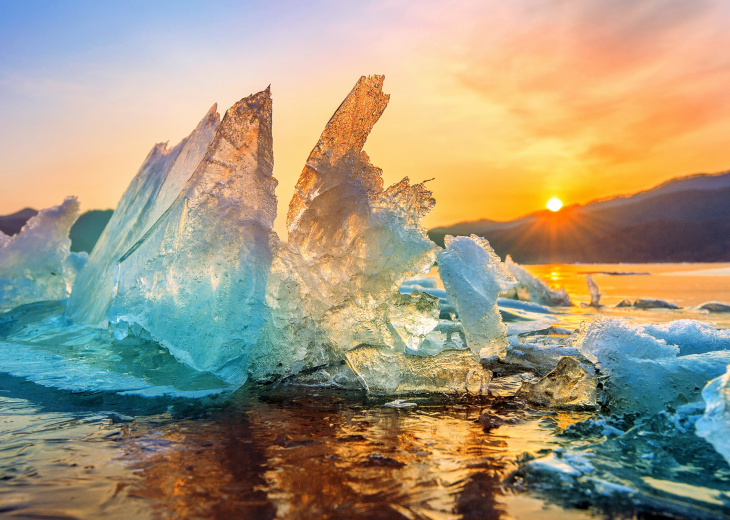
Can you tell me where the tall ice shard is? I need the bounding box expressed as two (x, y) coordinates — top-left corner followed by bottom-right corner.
(107, 89), (276, 384)
(66, 106), (220, 326)
(251, 75), (440, 381)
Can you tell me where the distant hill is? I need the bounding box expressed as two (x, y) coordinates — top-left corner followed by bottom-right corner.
(0, 208), (38, 235)
(0, 208), (113, 254)
(429, 171), (730, 263)
(69, 209), (114, 253)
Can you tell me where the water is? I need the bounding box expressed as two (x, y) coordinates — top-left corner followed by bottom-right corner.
(1, 263), (729, 519)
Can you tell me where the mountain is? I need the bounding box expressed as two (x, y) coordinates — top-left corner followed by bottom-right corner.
(429, 171), (730, 263)
(0, 208), (38, 236)
(0, 208), (113, 254)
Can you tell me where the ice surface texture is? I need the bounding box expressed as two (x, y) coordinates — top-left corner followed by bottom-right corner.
(251, 75), (443, 384)
(505, 255), (572, 306)
(438, 235), (516, 358)
(67, 105), (220, 326)
(574, 317), (730, 414)
(0, 197), (86, 311)
(696, 365), (730, 465)
(107, 89), (276, 385)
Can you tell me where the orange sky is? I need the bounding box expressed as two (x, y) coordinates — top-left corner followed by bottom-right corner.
(1, 0), (730, 237)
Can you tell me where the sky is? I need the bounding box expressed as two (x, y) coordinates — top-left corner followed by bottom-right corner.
(2, 0), (730, 237)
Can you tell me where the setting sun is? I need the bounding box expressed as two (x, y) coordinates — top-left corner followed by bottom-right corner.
(546, 197), (563, 212)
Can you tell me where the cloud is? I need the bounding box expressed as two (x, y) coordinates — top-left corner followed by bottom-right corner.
(454, 0), (730, 165)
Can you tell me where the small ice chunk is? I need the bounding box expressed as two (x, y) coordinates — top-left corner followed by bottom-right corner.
(633, 298), (680, 310)
(518, 356), (600, 409)
(697, 302), (730, 313)
(696, 365), (730, 465)
(505, 255), (573, 306)
(0, 197), (86, 311)
(586, 274), (602, 307)
(346, 346), (491, 395)
(383, 399), (418, 408)
(438, 235), (516, 358)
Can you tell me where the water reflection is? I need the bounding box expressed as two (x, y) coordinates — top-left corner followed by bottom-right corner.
(115, 388), (584, 519)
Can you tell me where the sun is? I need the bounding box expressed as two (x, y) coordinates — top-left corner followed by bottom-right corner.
(546, 197), (563, 212)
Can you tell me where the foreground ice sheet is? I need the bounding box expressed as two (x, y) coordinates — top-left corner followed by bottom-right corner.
(438, 235), (516, 359)
(0, 197), (86, 311)
(107, 89), (276, 385)
(505, 255), (572, 306)
(696, 365), (730, 465)
(250, 76), (445, 384)
(67, 106), (220, 326)
(574, 317), (730, 414)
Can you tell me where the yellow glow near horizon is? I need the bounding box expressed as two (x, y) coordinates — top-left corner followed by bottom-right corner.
(546, 197), (563, 212)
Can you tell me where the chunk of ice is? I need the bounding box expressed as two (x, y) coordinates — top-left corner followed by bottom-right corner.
(251, 76), (439, 382)
(586, 274), (602, 307)
(438, 235), (516, 358)
(518, 356), (600, 409)
(107, 89), (276, 385)
(67, 105), (220, 326)
(696, 365), (730, 465)
(0, 197), (86, 311)
(346, 346), (491, 395)
(574, 317), (730, 414)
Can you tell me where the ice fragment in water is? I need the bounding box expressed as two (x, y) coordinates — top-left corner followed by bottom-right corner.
(517, 356), (600, 409)
(505, 255), (572, 306)
(0, 197), (86, 311)
(346, 346), (491, 395)
(696, 365), (730, 465)
(632, 298), (680, 310)
(574, 317), (730, 414)
(586, 275), (602, 307)
(438, 235), (516, 359)
(697, 302), (730, 313)
(107, 89), (276, 385)
(67, 105), (220, 326)
(251, 76), (439, 381)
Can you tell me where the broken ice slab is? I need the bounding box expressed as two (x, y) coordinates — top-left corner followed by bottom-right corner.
(517, 356), (600, 409)
(586, 274), (602, 307)
(633, 298), (680, 310)
(438, 235), (516, 359)
(67, 106), (220, 327)
(0, 197), (86, 311)
(574, 317), (730, 414)
(505, 255), (573, 307)
(107, 89), (276, 385)
(696, 365), (730, 465)
(345, 346), (491, 395)
(697, 302), (730, 313)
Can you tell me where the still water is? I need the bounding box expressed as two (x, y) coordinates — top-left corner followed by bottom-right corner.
(0, 263), (729, 519)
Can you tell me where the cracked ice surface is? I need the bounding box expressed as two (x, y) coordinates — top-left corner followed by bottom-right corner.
(438, 235), (516, 359)
(67, 105), (220, 326)
(107, 89), (276, 385)
(251, 76), (441, 384)
(0, 197), (86, 311)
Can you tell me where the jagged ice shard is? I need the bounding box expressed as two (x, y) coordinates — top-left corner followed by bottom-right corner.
(0, 197), (86, 311)
(66, 106), (220, 326)
(505, 255), (572, 306)
(696, 365), (730, 465)
(438, 234), (516, 359)
(107, 89), (276, 385)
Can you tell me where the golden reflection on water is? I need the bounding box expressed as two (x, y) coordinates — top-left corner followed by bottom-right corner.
(114, 390), (591, 519)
